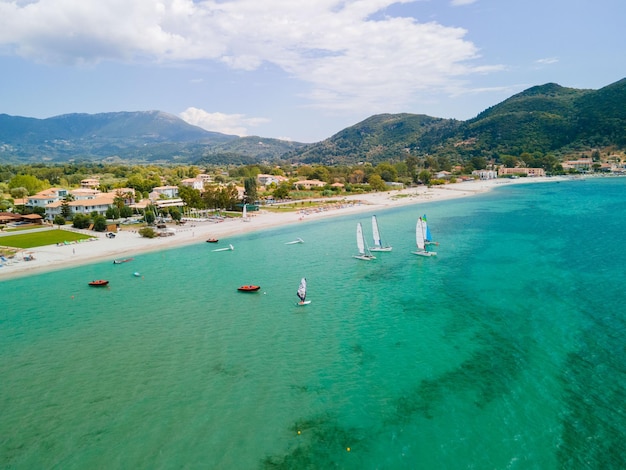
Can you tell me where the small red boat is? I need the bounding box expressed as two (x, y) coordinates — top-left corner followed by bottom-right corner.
(89, 280), (109, 287)
(237, 285), (260, 292)
(206, 238), (219, 243)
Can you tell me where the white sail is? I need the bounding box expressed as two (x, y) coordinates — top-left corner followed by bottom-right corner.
(354, 222), (375, 260)
(297, 278), (307, 302)
(356, 222), (366, 255)
(372, 215), (382, 248)
(370, 215), (392, 251)
(416, 218), (426, 251)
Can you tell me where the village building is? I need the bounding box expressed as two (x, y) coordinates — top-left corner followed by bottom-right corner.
(498, 167), (546, 177)
(149, 185), (179, 200)
(257, 174), (288, 187)
(472, 170), (498, 180)
(70, 188), (101, 200)
(25, 188), (68, 209)
(293, 179), (326, 190)
(45, 193), (117, 220)
(180, 178), (205, 191)
(80, 178), (100, 189)
(562, 158), (593, 172)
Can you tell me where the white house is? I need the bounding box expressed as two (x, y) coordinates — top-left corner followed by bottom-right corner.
(70, 188), (101, 200)
(294, 179), (326, 189)
(257, 174), (288, 187)
(472, 170), (498, 180)
(26, 188), (68, 209)
(80, 178), (100, 189)
(180, 178), (205, 191)
(45, 193), (117, 220)
(150, 185), (179, 200)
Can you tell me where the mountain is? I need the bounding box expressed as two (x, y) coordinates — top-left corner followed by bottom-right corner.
(1, 78), (624, 165)
(282, 114), (462, 165)
(287, 78), (626, 164)
(0, 111), (240, 163)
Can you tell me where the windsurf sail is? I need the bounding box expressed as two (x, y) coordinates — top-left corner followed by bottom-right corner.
(297, 278), (307, 302)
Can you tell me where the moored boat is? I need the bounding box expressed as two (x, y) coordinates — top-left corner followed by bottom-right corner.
(89, 280), (109, 287)
(113, 258), (133, 264)
(237, 285), (260, 292)
(206, 238), (219, 243)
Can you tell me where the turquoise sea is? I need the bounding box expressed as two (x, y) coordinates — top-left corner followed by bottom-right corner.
(1, 178), (625, 469)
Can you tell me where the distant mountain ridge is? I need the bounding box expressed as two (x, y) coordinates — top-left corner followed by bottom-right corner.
(288, 78), (626, 164)
(1, 77), (624, 164)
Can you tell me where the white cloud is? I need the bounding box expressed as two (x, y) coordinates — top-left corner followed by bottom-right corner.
(536, 57), (559, 65)
(179, 107), (269, 136)
(0, 0), (498, 113)
(450, 0), (477, 5)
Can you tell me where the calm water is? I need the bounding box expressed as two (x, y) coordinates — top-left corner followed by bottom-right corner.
(1, 178), (625, 469)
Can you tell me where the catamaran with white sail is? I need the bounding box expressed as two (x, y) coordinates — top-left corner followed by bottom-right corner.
(412, 217), (437, 257)
(370, 215), (392, 252)
(296, 277), (311, 305)
(354, 222), (376, 260)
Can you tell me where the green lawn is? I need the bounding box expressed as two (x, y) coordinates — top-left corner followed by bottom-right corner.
(0, 230), (95, 249)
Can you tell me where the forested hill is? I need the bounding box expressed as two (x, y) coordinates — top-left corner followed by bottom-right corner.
(286, 78), (626, 164)
(0, 111), (304, 164)
(1, 78), (624, 164)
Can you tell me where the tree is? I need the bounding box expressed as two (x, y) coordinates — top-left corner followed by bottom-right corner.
(106, 206), (120, 219)
(178, 185), (203, 209)
(170, 207), (182, 222)
(218, 184), (240, 210)
(53, 215), (66, 226)
(10, 187), (29, 199)
(138, 227), (157, 238)
(244, 177), (258, 204)
(93, 215), (107, 232)
(375, 162), (398, 182)
(144, 207), (156, 225)
(273, 181), (291, 199)
(8, 175), (48, 195)
(405, 155), (418, 182)
(120, 205), (133, 218)
(61, 199), (72, 219)
(418, 170), (432, 185)
(367, 174), (387, 191)
(72, 213), (91, 229)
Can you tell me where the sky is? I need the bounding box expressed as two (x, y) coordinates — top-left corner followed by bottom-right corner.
(0, 0), (624, 143)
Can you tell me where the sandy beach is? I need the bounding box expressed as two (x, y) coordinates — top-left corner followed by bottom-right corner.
(0, 177), (561, 280)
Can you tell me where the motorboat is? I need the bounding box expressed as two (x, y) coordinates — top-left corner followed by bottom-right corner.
(237, 285), (260, 292)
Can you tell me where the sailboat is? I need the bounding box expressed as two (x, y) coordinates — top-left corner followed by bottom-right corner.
(242, 203), (250, 222)
(296, 277), (311, 306)
(422, 214), (439, 246)
(412, 217), (437, 257)
(369, 215), (392, 252)
(353, 222), (376, 260)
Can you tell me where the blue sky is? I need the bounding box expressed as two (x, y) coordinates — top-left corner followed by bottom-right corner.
(0, 0), (623, 143)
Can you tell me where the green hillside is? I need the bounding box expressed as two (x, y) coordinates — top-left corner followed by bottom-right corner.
(0, 78), (624, 165)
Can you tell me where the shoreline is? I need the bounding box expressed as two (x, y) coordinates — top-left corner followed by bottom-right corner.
(0, 176), (567, 281)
